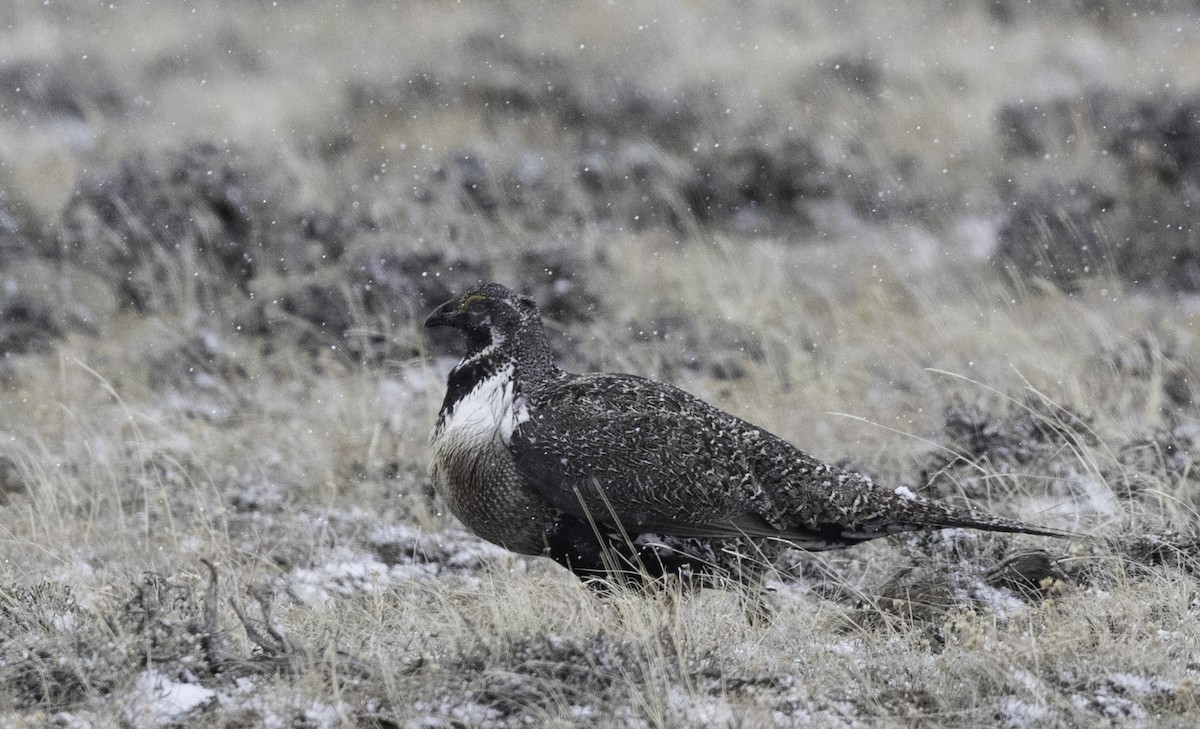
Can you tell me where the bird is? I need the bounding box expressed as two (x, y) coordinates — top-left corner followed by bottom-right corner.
(425, 282), (1071, 589)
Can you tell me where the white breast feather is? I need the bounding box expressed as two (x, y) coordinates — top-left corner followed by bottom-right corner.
(432, 364), (529, 450)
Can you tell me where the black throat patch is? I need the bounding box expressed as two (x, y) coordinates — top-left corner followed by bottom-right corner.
(438, 350), (515, 427)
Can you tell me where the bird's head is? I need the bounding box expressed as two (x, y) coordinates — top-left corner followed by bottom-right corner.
(425, 283), (542, 355)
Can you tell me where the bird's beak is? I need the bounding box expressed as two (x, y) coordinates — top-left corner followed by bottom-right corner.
(424, 298), (462, 329)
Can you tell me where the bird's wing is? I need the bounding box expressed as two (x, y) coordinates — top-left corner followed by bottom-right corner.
(510, 373), (768, 536)
(512, 373), (1076, 546)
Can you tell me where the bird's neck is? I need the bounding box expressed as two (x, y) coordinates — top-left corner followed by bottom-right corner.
(449, 324), (560, 402)
(509, 322), (559, 386)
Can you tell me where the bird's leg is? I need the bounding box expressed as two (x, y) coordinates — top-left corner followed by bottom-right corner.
(545, 516), (714, 591)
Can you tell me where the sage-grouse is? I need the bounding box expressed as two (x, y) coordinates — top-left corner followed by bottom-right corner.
(427, 283), (1069, 587)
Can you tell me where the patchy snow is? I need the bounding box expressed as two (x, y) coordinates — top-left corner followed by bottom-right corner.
(1107, 671), (1176, 698)
(411, 699), (503, 727)
(123, 671), (215, 728)
(51, 608), (78, 632)
(285, 523), (523, 607)
(998, 696), (1051, 728)
(215, 676), (347, 729)
(289, 553), (439, 606)
(303, 701), (346, 729)
(367, 522), (427, 545)
(669, 688), (736, 727)
(893, 485), (918, 501)
(279, 505), (510, 576)
(774, 698), (862, 728)
(962, 580), (1029, 621)
(445, 540), (512, 568)
(367, 522), (509, 564)
(1089, 688), (1146, 720)
(51, 713), (95, 729)
(450, 702), (504, 725)
(1064, 671), (1178, 722)
(1009, 669), (1043, 694)
(823, 639), (863, 656)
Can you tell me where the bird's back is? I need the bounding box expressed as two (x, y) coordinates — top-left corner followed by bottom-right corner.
(513, 371), (1069, 548)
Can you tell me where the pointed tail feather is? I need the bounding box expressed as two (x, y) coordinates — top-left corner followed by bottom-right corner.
(867, 492), (1080, 541)
(919, 507), (1078, 540)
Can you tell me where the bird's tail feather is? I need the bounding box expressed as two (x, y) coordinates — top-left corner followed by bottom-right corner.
(866, 495), (1080, 541)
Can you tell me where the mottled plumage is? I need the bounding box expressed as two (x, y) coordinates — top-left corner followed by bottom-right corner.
(427, 283), (1069, 587)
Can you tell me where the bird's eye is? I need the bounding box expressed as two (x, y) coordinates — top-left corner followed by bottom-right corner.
(468, 300), (488, 314)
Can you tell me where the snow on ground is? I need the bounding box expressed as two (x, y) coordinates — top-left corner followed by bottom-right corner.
(286, 522), (518, 605)
(212, 676), (349, 729)
(998, 696), (1051, 728)
(288, 549), (438, 606)
(669, 687), (737, 727)
(122, 671), (215, 728)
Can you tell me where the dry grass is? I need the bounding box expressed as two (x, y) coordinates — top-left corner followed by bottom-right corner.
(3, 248), (1198, 726)
(2, 1), (1200, 727)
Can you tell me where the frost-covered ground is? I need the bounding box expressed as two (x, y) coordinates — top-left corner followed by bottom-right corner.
(3, 1), (1200, 727)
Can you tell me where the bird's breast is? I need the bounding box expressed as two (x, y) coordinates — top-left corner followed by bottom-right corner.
(432, 363), (528, 446)
(429, 364), (548, 554)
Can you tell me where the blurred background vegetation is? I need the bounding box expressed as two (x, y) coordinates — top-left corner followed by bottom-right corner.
(3, 1), (1200, 368)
